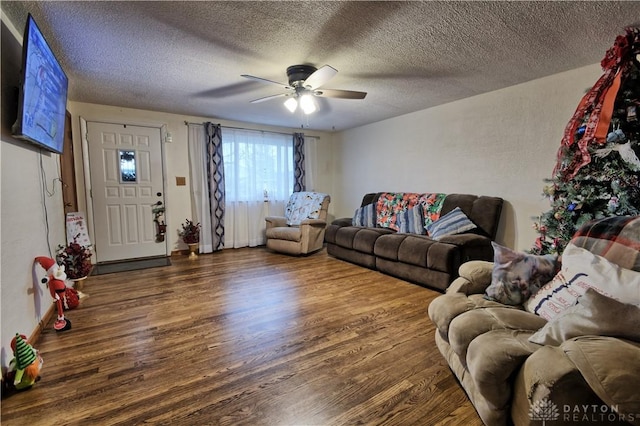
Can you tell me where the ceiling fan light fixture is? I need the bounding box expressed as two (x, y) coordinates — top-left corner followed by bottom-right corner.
(299, 93), (316, 115)
(284, 97), (298, 113)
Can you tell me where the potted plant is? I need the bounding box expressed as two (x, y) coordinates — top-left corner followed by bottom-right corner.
(56, 235), (93, 287)
(179, 219), (201, 258)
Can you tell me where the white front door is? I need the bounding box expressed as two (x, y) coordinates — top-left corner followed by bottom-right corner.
(87, 122), (166, 263)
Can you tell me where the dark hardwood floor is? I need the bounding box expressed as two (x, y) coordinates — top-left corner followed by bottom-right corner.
(1, 248), (481, 425)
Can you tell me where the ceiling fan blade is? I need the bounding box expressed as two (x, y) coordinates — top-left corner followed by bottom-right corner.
(241, 74), (290, 89)
(250, 93), (287, 104)
(303, 65), (338, 90)
(314, 89), (367, 100)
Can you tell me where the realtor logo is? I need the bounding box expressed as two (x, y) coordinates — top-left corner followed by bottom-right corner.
(529, 398), (560, 425)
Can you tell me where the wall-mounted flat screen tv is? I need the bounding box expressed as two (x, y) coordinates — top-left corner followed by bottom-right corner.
(12, 13), (68, 154)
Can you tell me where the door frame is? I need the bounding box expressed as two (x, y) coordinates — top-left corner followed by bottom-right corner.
(60, 111), (78, 216)
(80, 117), (171, 263)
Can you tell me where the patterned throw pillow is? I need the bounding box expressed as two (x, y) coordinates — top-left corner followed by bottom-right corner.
(484, 242), (558, 306)
(426, 207), (477, 240)
(352, 203), (377, 227)
(524, 243), (640, 321)
(396, 204), (426, 234)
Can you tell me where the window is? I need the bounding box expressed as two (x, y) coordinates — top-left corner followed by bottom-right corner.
(222, 128), (293, 202)
(119, 150), (136, 182)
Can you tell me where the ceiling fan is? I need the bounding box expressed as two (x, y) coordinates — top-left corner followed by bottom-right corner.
(241, 64), (367, 114)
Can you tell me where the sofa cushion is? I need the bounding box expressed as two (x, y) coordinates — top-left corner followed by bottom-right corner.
(440, 194), (503, 240)
(525, 243), (640, 320)
(353, 228), (392, 254)
(428, 293), (510, 339)
(426, 207), (477, 240)
(484, 242), (558, 306)
(375, 234), (458, 272)
(466, 329), (540, 410)
(562, 336), (640, 420)
(396, 204), (426, 235)
(334, 226), (394, 253)
(529, 288), (640, 346)
(352, 203), (377, 227)
(448, 307), (547, 360)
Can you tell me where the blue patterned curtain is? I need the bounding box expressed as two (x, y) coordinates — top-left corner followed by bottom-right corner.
(205, 122), (225, 251)
(293, 132), (306, 192)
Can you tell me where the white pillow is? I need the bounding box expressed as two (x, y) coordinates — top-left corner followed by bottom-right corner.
(528, 288), (640, 346)
(524, 243), (640, 321)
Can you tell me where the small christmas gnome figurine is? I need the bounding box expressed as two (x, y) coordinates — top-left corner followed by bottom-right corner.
(8, 333), (43, 390)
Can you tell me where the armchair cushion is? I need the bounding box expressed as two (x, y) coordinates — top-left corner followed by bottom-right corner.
(266, 226), (301, 242)
(529, 288), (640, 345)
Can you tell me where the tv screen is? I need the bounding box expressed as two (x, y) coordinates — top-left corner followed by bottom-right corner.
(12, 14), (68, 154)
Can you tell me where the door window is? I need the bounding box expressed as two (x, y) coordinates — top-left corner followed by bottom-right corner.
(119, 150), (137, 182)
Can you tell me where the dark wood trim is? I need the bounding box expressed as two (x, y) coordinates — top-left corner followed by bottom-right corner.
(59, 110), (78, 215)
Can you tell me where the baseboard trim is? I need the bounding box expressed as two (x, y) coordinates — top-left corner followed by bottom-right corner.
(29, 302), (56, 345)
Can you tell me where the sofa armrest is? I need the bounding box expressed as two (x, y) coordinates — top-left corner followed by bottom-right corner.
(331, 217), (353, 227)
(265, 216), (287, 229)
(511, 344), (600, 426)
(511, 337), (640, 426)
(446, 260), (494, 295)
(562, 336), (640, 419)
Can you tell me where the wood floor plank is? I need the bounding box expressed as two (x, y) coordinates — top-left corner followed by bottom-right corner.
(1, 248), (482, 425)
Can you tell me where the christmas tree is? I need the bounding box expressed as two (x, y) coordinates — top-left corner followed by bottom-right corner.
(531, 28), (640, 255)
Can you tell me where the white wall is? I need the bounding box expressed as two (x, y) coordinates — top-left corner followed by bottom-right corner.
(332, 64), (602, 250)
(0, 5), (607, 374)
(66, 102), (335, 253)
(1, 14), (67, 373)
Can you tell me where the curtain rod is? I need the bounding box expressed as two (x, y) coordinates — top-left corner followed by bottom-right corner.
(183, 121), (319, 139)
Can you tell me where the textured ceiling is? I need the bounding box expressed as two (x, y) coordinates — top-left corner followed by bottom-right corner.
(2, 1), (640, 131)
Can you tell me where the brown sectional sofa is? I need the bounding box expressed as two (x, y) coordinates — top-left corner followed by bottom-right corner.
(428, 215), (640, 425)
(325, 192), (503, 291)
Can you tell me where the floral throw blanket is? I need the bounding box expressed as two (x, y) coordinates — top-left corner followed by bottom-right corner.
(285, 191), (329, 226)
(375, 192), (447, 231)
